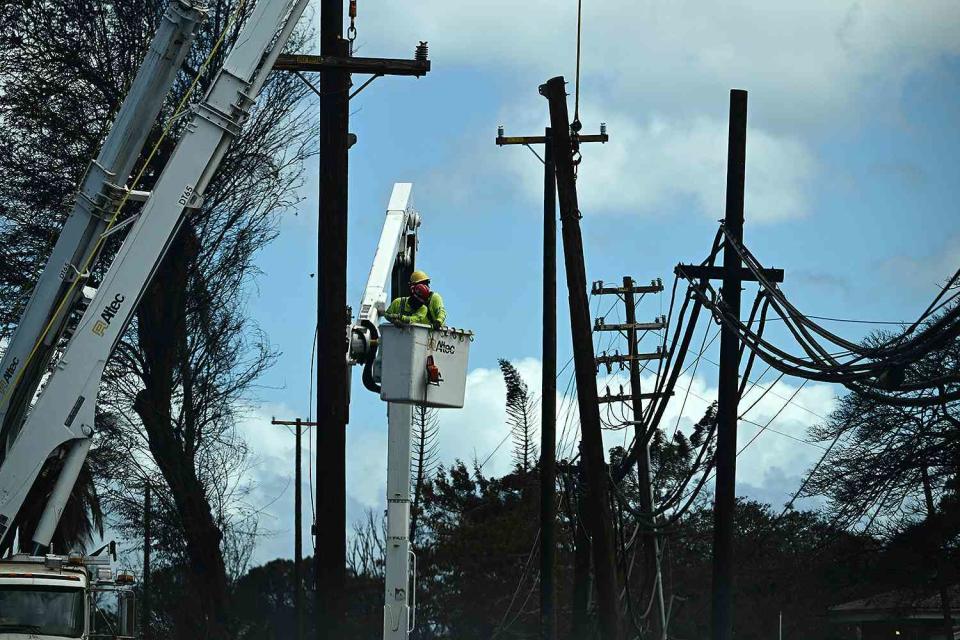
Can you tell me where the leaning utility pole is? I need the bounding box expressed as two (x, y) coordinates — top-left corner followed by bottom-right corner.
(593, 276), (668, 639)
(272, 417), (318, 640)
(272, 3), (430, 637)
(540, 75), (621, 640)
(496, 123), (607, 640)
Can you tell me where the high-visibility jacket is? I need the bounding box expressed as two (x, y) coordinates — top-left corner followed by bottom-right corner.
(384, 293), (446, 327)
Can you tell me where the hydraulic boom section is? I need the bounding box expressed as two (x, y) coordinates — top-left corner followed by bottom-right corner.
(0, 0), (310, 553)
(349, 183), (420, 367)
(0, 1), (206, 466)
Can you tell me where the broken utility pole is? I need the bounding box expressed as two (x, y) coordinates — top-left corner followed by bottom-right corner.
(271, 417), (317, 640)
(496, 123), (607, 640)
(540, 75), (622, 640)
(272, 3), (431, 637)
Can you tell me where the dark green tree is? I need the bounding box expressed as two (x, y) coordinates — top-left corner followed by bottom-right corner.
(499, 359), (538, 471)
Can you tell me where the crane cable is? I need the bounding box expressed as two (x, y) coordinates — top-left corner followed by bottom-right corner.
(570, 0), (584, 169)
(573, 0), (583, 132)
(0, 0), (251, 407)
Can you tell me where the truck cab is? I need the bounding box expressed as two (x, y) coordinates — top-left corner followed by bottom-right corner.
(0, 555), (135, 639)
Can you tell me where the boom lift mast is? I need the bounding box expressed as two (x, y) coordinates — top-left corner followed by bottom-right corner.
(349, 184), (472, 640)
(0, 0), (310, 557)
(350, 184), (420, 640)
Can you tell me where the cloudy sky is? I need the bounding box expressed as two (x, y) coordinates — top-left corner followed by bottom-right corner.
(232, 0), (960, 565)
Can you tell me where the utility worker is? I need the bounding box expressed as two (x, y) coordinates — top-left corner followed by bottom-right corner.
(384, 270), (447, 329)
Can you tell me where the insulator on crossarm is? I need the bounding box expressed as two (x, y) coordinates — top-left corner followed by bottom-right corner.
(415, 41), (429, 62)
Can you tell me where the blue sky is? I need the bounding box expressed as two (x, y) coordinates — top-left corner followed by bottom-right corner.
(233, 0), (960, 565)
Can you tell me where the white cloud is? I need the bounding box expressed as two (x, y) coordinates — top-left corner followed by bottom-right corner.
(239, 359), (838, 563)
(364, 0), (959, 124)
(500, 109), (815, 221)
(881, 234), (960, 297)
(434, 358), (544, 477)
(360, 0), (959, 223)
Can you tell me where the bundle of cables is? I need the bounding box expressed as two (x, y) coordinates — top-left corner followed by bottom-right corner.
(680, 224), (960, 407)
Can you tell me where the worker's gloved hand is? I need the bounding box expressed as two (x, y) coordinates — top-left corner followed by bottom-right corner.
(431, 320), (442, 330)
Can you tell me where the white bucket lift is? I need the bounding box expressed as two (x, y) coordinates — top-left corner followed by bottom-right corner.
(349, 183), (476, 640)
(379, 324), (473, 408)
(377, 322), (473, 640)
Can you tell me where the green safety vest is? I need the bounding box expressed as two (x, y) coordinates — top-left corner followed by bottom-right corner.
(384, 293), (446, 326)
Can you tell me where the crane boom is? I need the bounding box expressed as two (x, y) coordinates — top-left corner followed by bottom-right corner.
(0, 0), (309, 552)
(349, 183), (420, 369)
(0, 1), (206, 466)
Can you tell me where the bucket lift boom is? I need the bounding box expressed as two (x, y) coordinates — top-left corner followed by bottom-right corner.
(349, 184), (472, 640)
(0, 0), (310, 554)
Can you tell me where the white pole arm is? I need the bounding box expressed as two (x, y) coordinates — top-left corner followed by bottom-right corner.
(349, 183), (419, 364)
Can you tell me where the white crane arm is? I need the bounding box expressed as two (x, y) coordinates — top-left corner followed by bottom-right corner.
(0, 0), (309, 552)
(0, 1), (205, 462)
(349, 183), (419, 365)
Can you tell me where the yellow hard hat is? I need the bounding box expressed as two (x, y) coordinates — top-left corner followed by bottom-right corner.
(409, 270), (430, 284)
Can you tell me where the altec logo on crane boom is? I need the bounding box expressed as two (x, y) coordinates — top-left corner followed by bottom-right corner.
(92, 294), (126, 337)
(0, 358), (19, 396)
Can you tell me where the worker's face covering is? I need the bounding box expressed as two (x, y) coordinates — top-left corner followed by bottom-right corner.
(411, 283), (430, 304)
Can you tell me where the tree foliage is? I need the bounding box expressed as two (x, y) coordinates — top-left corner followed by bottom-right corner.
(0, 0), (314, 636)
(804, 325), (960, 535)
(499, 359), (539, 471)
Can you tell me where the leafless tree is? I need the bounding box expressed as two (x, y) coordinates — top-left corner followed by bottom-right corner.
(348, 509), (386, 580)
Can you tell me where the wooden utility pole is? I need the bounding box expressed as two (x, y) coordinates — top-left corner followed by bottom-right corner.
(272, 418), (317, 640)
(540, 75), (621, 640)
(496, 124), (607, 640)
(540, 129), (558, 640)
(272, 4), (430, 637)
(143, 484), (151, 640)
(592, 277), (668, 638)
(711, 89), (748, 640)
(675, 90), (783, 640)
(621, 276), (668, 638)
(315, 1), (350, 634)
